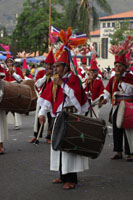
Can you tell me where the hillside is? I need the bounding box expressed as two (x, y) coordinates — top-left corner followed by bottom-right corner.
(0, 0), (133, 33)
(0, 0), (24, 33)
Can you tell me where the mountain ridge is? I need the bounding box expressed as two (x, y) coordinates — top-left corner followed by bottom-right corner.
(0, 0), (132, 33)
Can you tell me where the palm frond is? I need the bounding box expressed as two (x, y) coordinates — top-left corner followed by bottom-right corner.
(91, 6), (99, 30)
(95, 0), (112, 14)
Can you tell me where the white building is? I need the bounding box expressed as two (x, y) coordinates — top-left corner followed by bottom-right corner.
(89, 11), (133, 69)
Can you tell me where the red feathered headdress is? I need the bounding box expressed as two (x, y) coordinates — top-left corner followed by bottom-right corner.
(55, 27), (87, 59)
(109, 36), (133, 68)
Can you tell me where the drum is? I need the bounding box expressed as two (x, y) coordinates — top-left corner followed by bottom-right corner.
(52, 111), (107, 159)
(0, 79), (37, 114)
(21, 79), (37, 111)
(116, 101), (133, 129)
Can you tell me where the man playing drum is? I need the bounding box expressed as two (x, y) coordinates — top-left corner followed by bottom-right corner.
(4, 55), (24, 130)
(38, 49), (89, 190)
(99, 36), (133, 161)
(30, 50), (55, 144)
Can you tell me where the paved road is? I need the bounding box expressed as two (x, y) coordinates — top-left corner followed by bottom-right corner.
(0, 98), (133, 200)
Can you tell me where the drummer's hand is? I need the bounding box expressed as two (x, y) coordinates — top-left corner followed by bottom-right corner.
(9, 66), (14, 75)
(53, 77), (63, 86)
(98, 99), (107, 108)
(39, 115), (45, 125)
(46, 69), (53, 76)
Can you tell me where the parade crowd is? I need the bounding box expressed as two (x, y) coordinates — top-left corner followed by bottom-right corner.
(0, 30), (133, 190)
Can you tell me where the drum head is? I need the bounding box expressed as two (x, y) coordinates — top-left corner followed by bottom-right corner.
(116, 101), (125, 128)
(52, 111), (68, 150)
(0, 80), (4, 102)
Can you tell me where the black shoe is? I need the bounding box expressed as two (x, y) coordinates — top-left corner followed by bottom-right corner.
(45, 135), (51, 140)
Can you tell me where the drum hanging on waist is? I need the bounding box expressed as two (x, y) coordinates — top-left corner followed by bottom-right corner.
(116, 101), (133, 129)
(0, 79), (37, 114)
(52, 111), (107, 159)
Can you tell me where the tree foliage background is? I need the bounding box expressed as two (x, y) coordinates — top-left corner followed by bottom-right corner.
(109, 20), (133, 45)
(0, 0), (112, 55)
(11, 0), (66, 55)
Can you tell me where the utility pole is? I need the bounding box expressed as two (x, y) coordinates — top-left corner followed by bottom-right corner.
(48, 0), (51, 50)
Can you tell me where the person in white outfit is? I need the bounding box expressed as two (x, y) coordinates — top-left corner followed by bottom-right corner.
(4, 56), (24, 130)
(38, 50), (89, 190)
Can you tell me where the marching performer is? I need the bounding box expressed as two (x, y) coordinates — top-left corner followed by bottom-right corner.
(99, 36), (133, 161)
(77, 55), (88, 83)
(0, 65), (8, 154)
(30, 50), (55, 144)
(4, 55), (24, 130)
(77, 45), (92, 83)
(84, 53), (104, 118)
(38, 47), (89, 189)
(22, 58), (33, 80)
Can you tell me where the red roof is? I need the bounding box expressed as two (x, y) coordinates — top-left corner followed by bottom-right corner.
(90, 30), (100, 36)
(99, 11), (133, 20)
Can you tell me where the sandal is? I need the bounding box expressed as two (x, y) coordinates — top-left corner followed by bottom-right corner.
(111, 154), (123, 160)
(52, 178), (62, 184)
(126, 155), (133, 162)
(63, 182), (77, 190)
(0, 147), (5, 155)
(29, 137), (37, 143)
(47, 139), (51, 144)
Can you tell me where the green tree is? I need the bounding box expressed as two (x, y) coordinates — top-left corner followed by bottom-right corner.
(0, 26), (11, 50)
(11, 0), (65, 55)
(64, 0), (112, 35)
(109, 20), (133, 45)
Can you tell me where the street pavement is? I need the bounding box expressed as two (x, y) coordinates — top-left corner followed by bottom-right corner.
(0, 88), (133, 200)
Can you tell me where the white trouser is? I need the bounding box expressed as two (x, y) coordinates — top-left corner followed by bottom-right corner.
(125, 129), (133, 153)
(34, 104), (40, 133)
(7, 112), (22, 127)
(0, 110), (8, 143)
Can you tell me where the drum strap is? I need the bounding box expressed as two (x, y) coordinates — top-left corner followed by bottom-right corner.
(111, 77), (122, 105)
(88, 101), (98, 118)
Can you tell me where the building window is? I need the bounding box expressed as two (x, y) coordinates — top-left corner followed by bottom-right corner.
(107, 23), (110, 27)
(93, 42), (98, 52)
(112, 22), (115, 27)
(101, 38), (108, 59)
(130, 21), (133, 29)
(102, 23), (106, 28)
(120, 22), (124, 28)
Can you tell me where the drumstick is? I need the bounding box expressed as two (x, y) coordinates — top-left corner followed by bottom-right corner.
(34, 124), (43, 146)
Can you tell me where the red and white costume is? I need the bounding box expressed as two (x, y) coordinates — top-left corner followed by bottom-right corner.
(85, 77), (104, 118)
(84, 52), (104, 118)
(104, 72), (133, 152)
(77, 66), (88, 83)
(38, 72), (89, 117)
(4, 67), (24, 82)
(104, 72), (133, 107)
(33, 50), (55, 136)
(22, 59), (33, 80)
(110, 68), (115, 78)
(38, 69), (89, 174)
(4, 64), (24, 128)
(35, 69), (46, 94)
